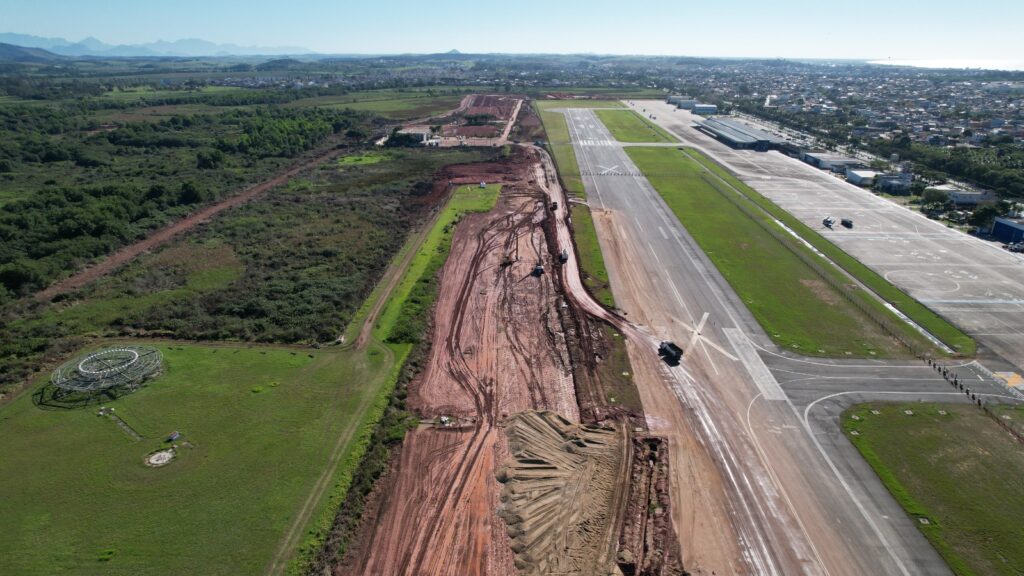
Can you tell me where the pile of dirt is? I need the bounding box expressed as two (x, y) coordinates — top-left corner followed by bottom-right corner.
(466, 94), (519, 121)
(617, 437), (687, 576)
(496, 410), (625, 576)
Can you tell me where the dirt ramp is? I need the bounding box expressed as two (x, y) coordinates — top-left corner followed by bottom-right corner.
(496, 410), (625, 576)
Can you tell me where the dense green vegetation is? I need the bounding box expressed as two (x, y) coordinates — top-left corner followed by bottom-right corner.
(628, 146), (923, 357)
(594, 109), (676, 143)
(0, 343), (395, 576)
(0, 148), (490, 393)
(870, 138), (1024, 199)
(844, 402), (1024, 575)
(682, 149), (974, 355)
(0, 105), (378, 303)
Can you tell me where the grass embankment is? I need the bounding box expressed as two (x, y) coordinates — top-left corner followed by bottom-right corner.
(683, 150), (974, 356)
(0, 343), (393, 576)
(628, 146), (924, 357)
(571, 204), (614, 308)
(844, 402), (1024, 575)
(377, 184), (502, 343)
(594, 109), (676, 143)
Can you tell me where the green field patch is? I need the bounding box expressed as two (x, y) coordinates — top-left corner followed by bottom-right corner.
(0, 342), (394, 576)
(533, 99), (625, 111)
(377, 184), (502, 342)
(627, 146), (913, 357)
(337, 152), (389, 167)
(681, 150), (973, 356)
(570, 204), (614, 308)
(844, 402), (1024, 575)
(287, 88), (471, 119)
(595, 109), (676, 143)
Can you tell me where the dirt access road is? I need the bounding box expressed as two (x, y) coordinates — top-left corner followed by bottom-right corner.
(345, 151), (583, 575)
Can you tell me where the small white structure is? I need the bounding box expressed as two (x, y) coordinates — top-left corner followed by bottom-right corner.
(846, 170), (879, 186)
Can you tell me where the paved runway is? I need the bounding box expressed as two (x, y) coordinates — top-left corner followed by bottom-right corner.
(637, 100), (1024, 374)
(559, 107), (986, 575)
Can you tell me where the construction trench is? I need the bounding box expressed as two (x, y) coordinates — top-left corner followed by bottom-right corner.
(334, 145), (685, 576)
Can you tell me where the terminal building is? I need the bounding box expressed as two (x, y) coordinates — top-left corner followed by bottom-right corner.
(695, 117), (787, 151)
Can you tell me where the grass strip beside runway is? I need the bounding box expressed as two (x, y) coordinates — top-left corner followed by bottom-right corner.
(683, 149), (974, 356)
(595, 109), (676, 143)
(844, 402), (1024, 576)
(628, 146), (924, 357)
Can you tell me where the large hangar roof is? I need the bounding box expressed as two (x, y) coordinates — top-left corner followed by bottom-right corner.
(698, 117), (785, 145)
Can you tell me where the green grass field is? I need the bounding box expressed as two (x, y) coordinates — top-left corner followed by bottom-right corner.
(375, 184), (502, 341)
(570, 204), (614, 308)
(594, 109), (676, 143)
(336, 152), (389, 167)
(844, 402), (1024, 575)
(0, 342), (396, 576)
(627, 146), (921, 357)
(682, 150), (974, 356)
(287, 89), (469, 119)
(533, 99), (625, 111)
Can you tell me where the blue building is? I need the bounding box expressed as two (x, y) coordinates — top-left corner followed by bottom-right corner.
(992, 217), (1024, 243)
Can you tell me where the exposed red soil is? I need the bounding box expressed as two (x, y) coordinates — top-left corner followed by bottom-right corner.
(465, 95), (519, 122)
(446, 124), (501, 138)
(35, 144), (349, 302)
(341, 157), (580, 575)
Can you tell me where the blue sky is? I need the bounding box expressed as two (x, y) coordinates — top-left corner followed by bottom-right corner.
(3, 0), (1021, 59)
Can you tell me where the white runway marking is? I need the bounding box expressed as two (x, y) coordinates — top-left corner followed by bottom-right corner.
(724, 328), (785, 401)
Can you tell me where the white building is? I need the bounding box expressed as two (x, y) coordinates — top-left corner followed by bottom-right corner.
(846, 170), (879, 186)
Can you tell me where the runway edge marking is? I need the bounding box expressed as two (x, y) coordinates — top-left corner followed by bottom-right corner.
(723, 328), (786, 401)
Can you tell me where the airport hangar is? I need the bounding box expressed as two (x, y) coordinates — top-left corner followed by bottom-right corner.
(694, 116), (794, 152)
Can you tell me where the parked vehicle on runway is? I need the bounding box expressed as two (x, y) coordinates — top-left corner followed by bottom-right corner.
(658, 341), (683, 365)
(823, 217), (835, 228)
(841, 218), (854, 229)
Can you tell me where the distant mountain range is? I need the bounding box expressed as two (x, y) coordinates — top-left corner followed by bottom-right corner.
(0, 32), (312, 57)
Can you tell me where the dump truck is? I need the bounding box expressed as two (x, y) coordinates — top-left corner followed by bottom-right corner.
(658, 341), (683, 365)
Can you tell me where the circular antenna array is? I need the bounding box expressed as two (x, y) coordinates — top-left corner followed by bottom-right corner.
(51, 346), (163, 393)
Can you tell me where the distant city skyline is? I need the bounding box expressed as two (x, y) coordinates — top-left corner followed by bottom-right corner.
(3, 0), (1022, 62)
